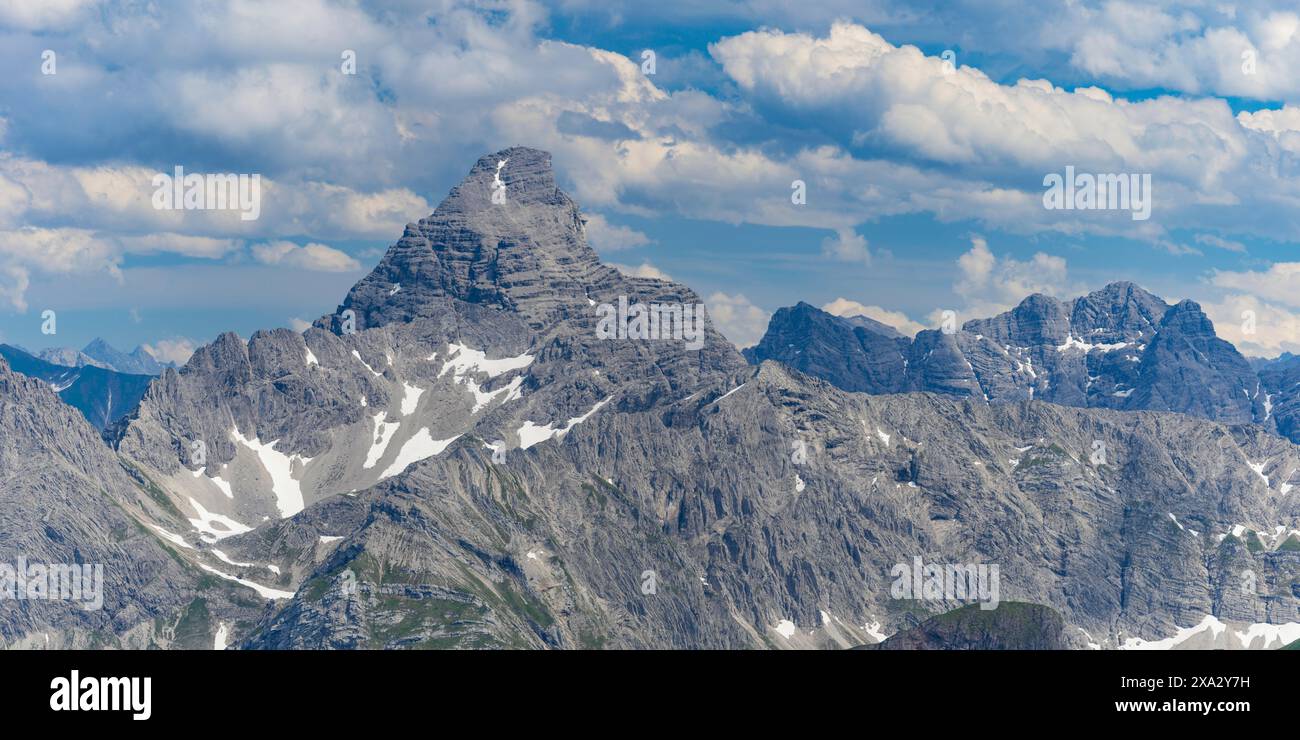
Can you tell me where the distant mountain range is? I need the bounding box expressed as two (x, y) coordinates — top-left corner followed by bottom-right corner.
(32, 338), (173, 375)
(0, 344), (154, 430)
(746, 283), (1300, 444)
(0, 339), (174, 429)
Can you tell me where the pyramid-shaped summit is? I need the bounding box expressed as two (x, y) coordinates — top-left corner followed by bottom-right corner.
(441, 147), (572, 210)
(325, 146), (623, 334)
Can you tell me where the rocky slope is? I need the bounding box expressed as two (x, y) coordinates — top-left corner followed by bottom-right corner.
(0, 356), (261, 648)
(94, 148), (1299, 649)
(1257, 353), (1300, 446)
(113, 148), (742, 552)
(223, 359), (1300, 649)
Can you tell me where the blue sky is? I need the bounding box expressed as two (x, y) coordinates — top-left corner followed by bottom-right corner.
(4, 1), (1300, 361)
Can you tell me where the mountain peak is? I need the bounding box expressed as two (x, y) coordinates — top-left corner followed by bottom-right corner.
(312, 146), (744, 396)
(961, 292), (1069, 344)
(1085, 280), (1158, 308)
(323, 146), (607, 333)
(79, 338), (167, 375)
(322, 147), (639, 337)
(1095, 280), (1141, 294)
(744, 301), (910, 392)
(441, 147), (562, 210)
(1154, 298), (1229, 344)
(1129, 297), (1256, 422)
(1068, 281), (1168, 342)
(1161, 298), (1214, 331)
(787, 302), (904, 338)
(82, 337), (114, 354)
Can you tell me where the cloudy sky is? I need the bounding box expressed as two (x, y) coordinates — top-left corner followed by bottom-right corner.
(4, 0), (1300, 362)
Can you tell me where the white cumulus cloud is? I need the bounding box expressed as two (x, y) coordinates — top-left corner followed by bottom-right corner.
(251, 241), (361, 272)
(821, 298), (925, 336)
(583, 213), (651, 252)
(609, 261), (673, 281)
(706, 291), (769, 349)
(141, 337), (197, 366)
(821, 228), (873, 266)
(952, 236), (1072, 319)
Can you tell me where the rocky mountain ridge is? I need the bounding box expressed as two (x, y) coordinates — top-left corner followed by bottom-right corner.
(3, 146), (1296, 650)
(32, 339), (172, 375)
(748, 283), (1290, 441)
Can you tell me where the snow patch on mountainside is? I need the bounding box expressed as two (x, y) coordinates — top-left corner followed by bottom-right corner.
(210, 549), (253, 568)
(863, 618), (888, 643)
(710, 383), (746, 405)
(352, 350), (384, 377)
(1247, 460), (1269, 486)
(192, 467), (234, 499)
(197, 563), (295, 600)
(363, 412), (401, 469)
(1120, 615), (1300, 649)
(1056, 335), (1129, 353)
(439, 343), (533, 379)
(463, 374), (525, 413)
(148, 524), (193, 550)
(437, 343), (533, 413)
(378, 429), (461, 479)
(187, 496), (253, 542)
(400, 381), (424, 415)
(231, 429), (308, 517)
(516, 397), (612, 450)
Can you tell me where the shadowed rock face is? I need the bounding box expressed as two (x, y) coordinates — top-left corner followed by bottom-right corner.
(1258, 355), (1300, 443)
(742, 302), (910, 394)
(749, 282), (1296, 442)
(10, 148), (1299, 650)
(1128, 299), (1258, 423)
(858, 603), (1081, 650)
